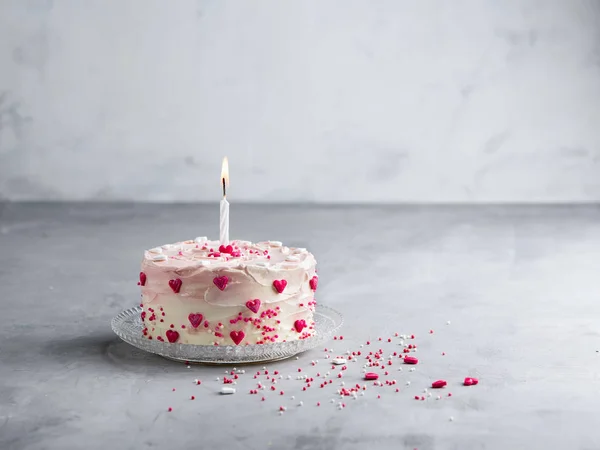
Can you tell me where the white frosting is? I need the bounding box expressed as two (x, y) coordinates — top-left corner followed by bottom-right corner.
(140, 239), (317, 346)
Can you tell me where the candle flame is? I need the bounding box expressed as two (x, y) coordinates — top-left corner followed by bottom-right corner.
(221, 157), (229, 197)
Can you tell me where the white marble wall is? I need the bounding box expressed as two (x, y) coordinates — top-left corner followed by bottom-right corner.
(1, 0), (599, 203)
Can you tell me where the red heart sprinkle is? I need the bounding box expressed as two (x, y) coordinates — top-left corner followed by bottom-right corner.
(188, 313), (203, 328)
(168, 278), (182, 293)
(309, 275), (318, 291)
(213, 276), (229, 291)
(294, 319), (306, 333)
(166, 330), (179, 343)
(404, 356), (419, 365)
(139, 272), (147, 286)
(230, 330), (245, 345)
(432, 380), (447, 389)
(219, 244), (233, 254)
(273, 279), (287, 293)
(246, 299), (261, 314)
(364, 372), (379, 380)
(464, 377), (478, 386)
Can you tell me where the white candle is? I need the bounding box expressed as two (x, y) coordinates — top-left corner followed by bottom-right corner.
(220, 197), (229, 245)
(220, 157), (230, 245)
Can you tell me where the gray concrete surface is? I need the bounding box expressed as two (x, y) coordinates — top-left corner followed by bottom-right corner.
(1, 203), (600, 450)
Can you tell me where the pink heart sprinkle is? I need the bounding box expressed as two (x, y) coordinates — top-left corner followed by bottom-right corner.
(213, 276), (229, 291)
(188, 313), (203, 328)
(364, 372), (379, 380)
(404, 356), (419, 365)
(168, 278), (182, 293)
(219, 244), (233, 254)
(246, 299), (261, 314)
(294, 319), (306, 333)
(464, 377), (479, 386)
(139, 272), (147, 286)
(230, 330), (245, 345)
(166, 330), (179, 343)
(309, 275), (318, 291)
(273, 279), (287, 294)
(432, 380), (447, 389)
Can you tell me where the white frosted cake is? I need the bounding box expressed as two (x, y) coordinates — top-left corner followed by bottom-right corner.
(138, 238), (318, 346)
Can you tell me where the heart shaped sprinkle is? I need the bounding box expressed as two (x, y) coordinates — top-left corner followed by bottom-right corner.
(166, 330), (179, 343)
(294, 319), (306, 333)
(213, 276), (229, 291)
(432, 380), (447, 389)
(464, 377), (479, 386)
(188, 313), (204, 328)
(404, 356), (419, 365)
(139, 272), (147, 286)
(309, 275), (318, 291)
(168, 278), (182, 293)
(273, 279), (287, 294)
(219, 244), (233, 254)
(246, 299), (261, 314)
(364, 372), (379, 380)
(230, 330), (245, 345)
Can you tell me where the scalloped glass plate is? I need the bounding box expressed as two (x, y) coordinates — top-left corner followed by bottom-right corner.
(111, 305), (343, 364)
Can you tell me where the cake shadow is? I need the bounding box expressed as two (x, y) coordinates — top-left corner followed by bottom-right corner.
(41, 333), (181, 374)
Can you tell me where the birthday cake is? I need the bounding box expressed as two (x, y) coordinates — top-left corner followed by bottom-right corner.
(138, 238), (318, 346)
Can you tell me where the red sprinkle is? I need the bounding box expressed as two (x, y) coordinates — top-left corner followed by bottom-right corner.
(364, 372), (379, 380)
(464, 377), (479, 386)
(432, 380), (447, 389)
(190, 395), (195, 400)
(404, 356), (419, 365)
(167, 407), (172, 412)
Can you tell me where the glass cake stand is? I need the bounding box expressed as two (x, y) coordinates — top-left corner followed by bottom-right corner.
(111, 305), (343, 364)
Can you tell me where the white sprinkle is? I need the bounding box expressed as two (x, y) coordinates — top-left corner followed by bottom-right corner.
(449, 416), (454, 422)
(315, 360), (319, 363)
(285, 256), (300, 262)
(193, 379), (198, 384)
(287, 375), (292, 380)
(279, 411), (284, 416)
(437, 396), (442, 400)
(263, 367), (267, 370)
(423, 389), (428, 393)
(233, 381), (237, 385)
(428, 393), (432, 397)
(186, 366), (191, 369)
(220, 387), (236, 395)
(360, 344), (364, 348)
(406, 381), (411, 386)
(325, 355), (331, 359)
(290, 395), (295, 400)
(332, 358), (346, 365)
(148, 247), (163, 254)
(268, 241), (283, 247)
(447, 321), (451, 325)
(224, 370), (229, 374)
(216, 377), (220, 381)
(398, 368), (403, 372)
(410, 368), (416, 372)
(194, 236), (207, 244)
(295, 356), (299, 360)
(279, 375), (283, 379)
(330, 399), (335, 403)
(360, 392), (365, 396)
(362, 369), (366, 373)
(151, 254), (167, 262)
(325, 372), (331, 377)
(340, 381), (345, 386)
(298, 401), (303, 406)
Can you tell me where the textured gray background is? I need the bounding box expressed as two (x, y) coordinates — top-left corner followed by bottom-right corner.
(2, 203), (600, 450)
(1, 0), (600, 202)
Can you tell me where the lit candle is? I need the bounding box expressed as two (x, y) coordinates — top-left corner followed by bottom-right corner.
(220, 157), (230, 245)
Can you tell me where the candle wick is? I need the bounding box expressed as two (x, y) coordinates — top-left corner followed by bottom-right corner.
(222, 177), (227, 198)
